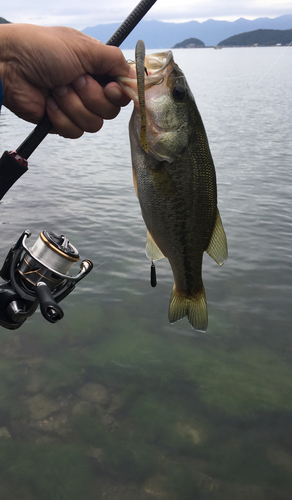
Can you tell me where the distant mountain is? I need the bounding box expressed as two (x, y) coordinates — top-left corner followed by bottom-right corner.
(173, 37), (205, 49)
(0, 17), (10, 24)
(219, 29), (292, 47)
(82, 14), (292, 48)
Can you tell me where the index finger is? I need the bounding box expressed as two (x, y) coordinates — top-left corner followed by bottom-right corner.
(79, 40), (133, 78)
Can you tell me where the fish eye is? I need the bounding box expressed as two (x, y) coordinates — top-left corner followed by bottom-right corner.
(172, 85), (186, 102)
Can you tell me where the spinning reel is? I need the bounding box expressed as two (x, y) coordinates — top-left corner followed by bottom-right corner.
(0, 230), (93, 330)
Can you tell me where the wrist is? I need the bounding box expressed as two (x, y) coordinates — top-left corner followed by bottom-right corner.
(0, 24), (14, 109)
(0, 77), (3, 110)
(0, 62), (8, 111)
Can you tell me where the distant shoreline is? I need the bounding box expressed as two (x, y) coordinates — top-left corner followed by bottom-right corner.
(173, 28), (292, 48)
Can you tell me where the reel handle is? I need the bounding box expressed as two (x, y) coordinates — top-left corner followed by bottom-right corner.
(35, 282), (64, 323)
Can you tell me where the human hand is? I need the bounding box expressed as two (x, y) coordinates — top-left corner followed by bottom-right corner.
(0, 24), (133, 138)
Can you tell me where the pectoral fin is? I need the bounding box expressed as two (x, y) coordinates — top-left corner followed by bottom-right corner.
(146, 230), (165, 261)
(132, 165), (138, 197)
(206, 208), (228, 266)
(150, 167), (174, 197)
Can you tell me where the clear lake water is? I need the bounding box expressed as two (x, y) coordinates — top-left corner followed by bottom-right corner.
(0, 46), (291, 499)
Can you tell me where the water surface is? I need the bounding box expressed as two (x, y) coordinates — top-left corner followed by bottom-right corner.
(0, 47), (291, 499)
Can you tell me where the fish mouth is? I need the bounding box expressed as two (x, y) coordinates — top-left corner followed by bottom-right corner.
(118, 50), (174, 103)
(118, 46), (182, 162)
(144, 51), (174, 87)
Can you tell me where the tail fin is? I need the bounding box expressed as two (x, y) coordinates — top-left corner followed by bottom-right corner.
(168, 286), (208, 331)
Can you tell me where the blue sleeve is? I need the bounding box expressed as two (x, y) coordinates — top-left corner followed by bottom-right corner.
(0, 77), (3, 112)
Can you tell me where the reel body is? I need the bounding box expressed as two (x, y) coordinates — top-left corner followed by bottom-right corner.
(0, 230), (93, 329)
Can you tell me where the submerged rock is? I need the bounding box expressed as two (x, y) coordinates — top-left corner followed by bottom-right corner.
(32, 413), (70, 436)
(25, 372), (44, 394)
(191, 470), (220, 494)
(77, 382), (110, 406)
(175, 422), (202, 444)
(75, 382), (117, 428)
(94, 404), (116, 429)
(86, 446), (104, 463)
(27, 394), (60, 420)
(97, 476), (154, 500)
(72, 400), (94, 417)
(267, 445), (292, 474)
(143, 476), (176, 499)
(220, 483), (266, 500)
(107, 394), (125, 414)
(0, 427), (11, 439)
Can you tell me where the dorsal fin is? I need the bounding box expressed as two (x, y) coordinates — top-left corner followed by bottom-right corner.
(146, 230), (165, 261)
(206, 209), (228, 266)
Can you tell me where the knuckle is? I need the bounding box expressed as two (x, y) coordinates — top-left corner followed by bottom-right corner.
(62, 128), (84, 139)
(110, 46), (123, 60)
(104, 106), (120, 120)
(84, 117), (103, 133)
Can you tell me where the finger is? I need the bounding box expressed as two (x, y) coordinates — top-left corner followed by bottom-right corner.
(46, 97), (85, 139)
(52, 83), (105, 131)
(70, 75), (122, 120)
(80, 42), (133, 78)
(104, 82), (131, 108)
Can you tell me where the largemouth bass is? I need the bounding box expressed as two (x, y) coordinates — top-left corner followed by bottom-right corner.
(119, 41), (227, 331)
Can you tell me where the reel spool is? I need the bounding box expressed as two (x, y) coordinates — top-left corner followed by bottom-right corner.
(0, 230), (93, 329)
(18, 231), (80, 289)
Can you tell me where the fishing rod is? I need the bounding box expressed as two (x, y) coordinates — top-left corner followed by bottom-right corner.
(0, 0), (157, 330)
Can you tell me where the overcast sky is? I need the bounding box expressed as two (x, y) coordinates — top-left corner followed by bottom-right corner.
(2, 0), (292, 30)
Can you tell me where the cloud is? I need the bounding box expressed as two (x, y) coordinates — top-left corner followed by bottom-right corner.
(152, 0), (292, 23)
(1, 0), (292, 29)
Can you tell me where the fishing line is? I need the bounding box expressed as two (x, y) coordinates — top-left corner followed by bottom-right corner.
(237, 41), (292, 102)
(92, 256), (112, 272)
(134, 40), (158, 286)
(194, 41), (292, 145)
(178, 41), (292, 112)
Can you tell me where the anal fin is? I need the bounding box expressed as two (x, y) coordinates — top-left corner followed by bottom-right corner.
(206, 208), (228, 266)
